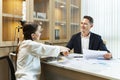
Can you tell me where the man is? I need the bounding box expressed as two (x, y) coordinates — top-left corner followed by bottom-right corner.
(66, 15), (112, 59)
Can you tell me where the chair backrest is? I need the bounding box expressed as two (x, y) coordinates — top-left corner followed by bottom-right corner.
(0, 55), (16, 80)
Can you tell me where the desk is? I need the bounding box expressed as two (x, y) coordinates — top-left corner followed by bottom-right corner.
(41, 54), (120, 80)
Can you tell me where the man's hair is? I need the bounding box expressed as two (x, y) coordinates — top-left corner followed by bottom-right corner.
(83, 16), (93, 24)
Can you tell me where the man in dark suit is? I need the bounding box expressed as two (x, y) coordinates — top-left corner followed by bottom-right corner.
(66, 16), (112, 59)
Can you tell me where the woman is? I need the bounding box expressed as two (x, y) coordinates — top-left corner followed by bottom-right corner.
(15, 22), (69, 80)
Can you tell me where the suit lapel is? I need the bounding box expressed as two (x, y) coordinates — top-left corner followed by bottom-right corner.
(89, 33), (94, 49)
(78, 33), (82, 53)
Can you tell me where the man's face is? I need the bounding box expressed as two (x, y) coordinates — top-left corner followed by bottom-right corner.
(80, 18), (93, 34)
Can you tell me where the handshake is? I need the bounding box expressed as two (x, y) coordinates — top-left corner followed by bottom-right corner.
(59, 46), (70, 56)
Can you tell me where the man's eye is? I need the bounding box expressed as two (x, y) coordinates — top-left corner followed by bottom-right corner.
(81, 22), (83, 24)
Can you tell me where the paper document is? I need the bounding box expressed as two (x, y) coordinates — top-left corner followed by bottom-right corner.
(83, 49), (107, 59)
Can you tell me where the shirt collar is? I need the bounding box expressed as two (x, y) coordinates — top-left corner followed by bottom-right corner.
(81, 33), (91, 38)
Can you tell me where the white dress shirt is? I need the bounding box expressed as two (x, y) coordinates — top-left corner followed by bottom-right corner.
(81, 34), (90, 50)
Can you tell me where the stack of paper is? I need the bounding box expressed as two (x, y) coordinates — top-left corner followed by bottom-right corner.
(83, 49), (107, 59)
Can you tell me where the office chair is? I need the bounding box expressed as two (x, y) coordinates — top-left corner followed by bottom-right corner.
(0, 55), (16, 80)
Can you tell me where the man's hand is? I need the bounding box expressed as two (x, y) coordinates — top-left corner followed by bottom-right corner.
(103, 53), (112, 60)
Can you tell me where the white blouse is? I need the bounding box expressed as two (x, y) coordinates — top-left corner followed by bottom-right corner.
(15, 40), (60, 80)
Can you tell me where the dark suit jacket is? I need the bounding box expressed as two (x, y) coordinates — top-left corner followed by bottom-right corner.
(66, 32), (110, 54)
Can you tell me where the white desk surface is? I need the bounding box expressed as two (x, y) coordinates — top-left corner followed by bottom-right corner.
(46, 53), (120, 80)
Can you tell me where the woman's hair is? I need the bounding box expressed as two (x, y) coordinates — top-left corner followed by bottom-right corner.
(22, 22), (39, 40)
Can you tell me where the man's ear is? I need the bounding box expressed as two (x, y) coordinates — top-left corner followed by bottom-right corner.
(91, 24), (93, 28)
